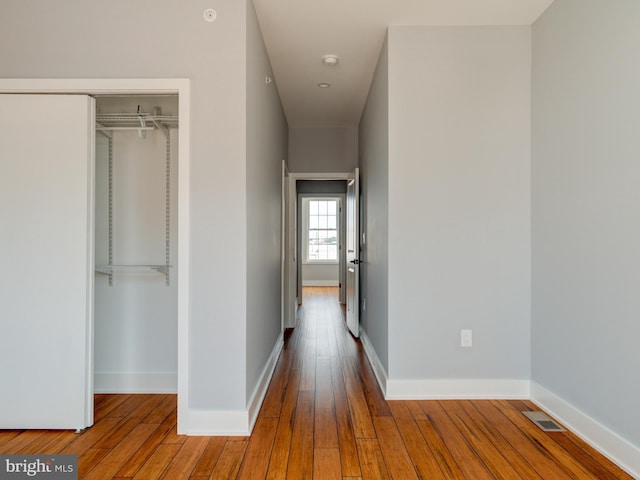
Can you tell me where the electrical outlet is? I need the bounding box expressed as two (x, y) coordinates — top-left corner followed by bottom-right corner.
(461, 329), (472, 347)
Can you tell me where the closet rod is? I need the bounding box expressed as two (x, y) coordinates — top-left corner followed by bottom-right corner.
(96, 126), (155, 132)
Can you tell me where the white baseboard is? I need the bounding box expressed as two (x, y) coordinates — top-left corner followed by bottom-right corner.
(94, 373), (177, 394)
(360, 330), (527, 400)
(247, 332), (284, 433)
(385, 379), (530, 400)
(302, 280), (339, 287)
(360, 329), (388, 396)
(530, 382), (640, 479)
(182, 409), (252, 436)
(182, 332), (284, 436)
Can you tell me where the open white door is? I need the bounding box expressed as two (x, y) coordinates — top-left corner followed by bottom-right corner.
(0, 94), (95, 430)
(284, 175), (298, 328)
(346, 168), (360, 337)
(281, 160), (289, 330)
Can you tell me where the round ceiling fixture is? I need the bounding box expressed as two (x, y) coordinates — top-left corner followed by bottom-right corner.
(317, 82), (331, 88)
(322, 55), (339, 66)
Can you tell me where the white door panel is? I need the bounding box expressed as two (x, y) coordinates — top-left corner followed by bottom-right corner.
(346, 168), (360, 337)
(0, 94), (95, 429)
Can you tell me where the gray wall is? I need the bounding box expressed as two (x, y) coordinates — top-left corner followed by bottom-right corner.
(359, 34), (390, 373)
(301, 263), (339, 285)
(245, 0), (289, 402)
(388, 26), (531, 380)
(532, 0), (640, 447)
(288, 127), (358, 173)
(0, 0), (284, 413)
(359, 26), (532, 382)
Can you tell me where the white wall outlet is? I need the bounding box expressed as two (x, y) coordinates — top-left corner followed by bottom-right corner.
(461, 329), (473, 347)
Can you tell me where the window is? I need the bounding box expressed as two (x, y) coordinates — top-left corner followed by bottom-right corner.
(306, 199), (338, 262)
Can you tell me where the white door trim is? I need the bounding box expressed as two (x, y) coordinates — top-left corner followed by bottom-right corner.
(0, 78), (191, 433)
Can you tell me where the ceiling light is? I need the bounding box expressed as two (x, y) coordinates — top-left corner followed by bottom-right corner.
(317, 82), (331, 88)
(322, 55), (339, 66)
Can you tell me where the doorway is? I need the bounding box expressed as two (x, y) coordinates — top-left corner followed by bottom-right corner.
(283, 172), (358, 333)
(298, 190), (345, 293)
(0, 79), (190, 432)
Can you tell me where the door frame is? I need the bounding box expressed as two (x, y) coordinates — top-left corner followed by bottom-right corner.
(0, 79), (191, 433)
(283, 172), (355, 328)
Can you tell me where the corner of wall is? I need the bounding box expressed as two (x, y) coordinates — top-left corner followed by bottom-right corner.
(180, 332), (284, 436)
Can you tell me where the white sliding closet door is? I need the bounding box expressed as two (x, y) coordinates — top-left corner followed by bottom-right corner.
(0, 94), (95, 430)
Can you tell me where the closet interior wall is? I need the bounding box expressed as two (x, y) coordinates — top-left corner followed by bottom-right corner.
(94, 95), (179, 394)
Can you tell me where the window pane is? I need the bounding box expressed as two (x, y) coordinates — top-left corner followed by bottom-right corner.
(307, 199), (339, 263)
(308, 229), (318, 259)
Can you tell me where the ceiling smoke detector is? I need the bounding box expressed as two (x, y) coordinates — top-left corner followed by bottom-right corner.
(317, 82), (331, 88)
(203, 8), (217, 22)
(322, 55), (339, 66)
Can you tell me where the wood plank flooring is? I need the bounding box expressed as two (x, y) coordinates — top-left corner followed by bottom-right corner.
(0, 287), (632, 479)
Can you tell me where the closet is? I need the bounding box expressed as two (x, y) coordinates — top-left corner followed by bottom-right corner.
(94, 95), (179, 394)
(0, 86), (184, 430)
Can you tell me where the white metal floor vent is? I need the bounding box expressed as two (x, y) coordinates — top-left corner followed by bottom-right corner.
(522, 411), (566, 432)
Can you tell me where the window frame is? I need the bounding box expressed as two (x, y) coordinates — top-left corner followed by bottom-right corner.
(302, 196), (340, 265)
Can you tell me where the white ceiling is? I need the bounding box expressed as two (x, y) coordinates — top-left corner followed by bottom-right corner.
(253, 0), (554, 128)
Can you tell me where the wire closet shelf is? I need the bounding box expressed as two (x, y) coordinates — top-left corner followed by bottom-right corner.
(95, 107), (178, 286)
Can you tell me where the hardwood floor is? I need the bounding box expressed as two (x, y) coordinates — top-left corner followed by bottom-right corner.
(0, 287), (632, 479)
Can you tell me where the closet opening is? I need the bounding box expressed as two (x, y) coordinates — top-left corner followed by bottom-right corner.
(94, 95), (179, 396)
(0, 78), (189, 432)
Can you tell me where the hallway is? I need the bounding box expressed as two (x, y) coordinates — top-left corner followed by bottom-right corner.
(0, 287), (631, 479)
